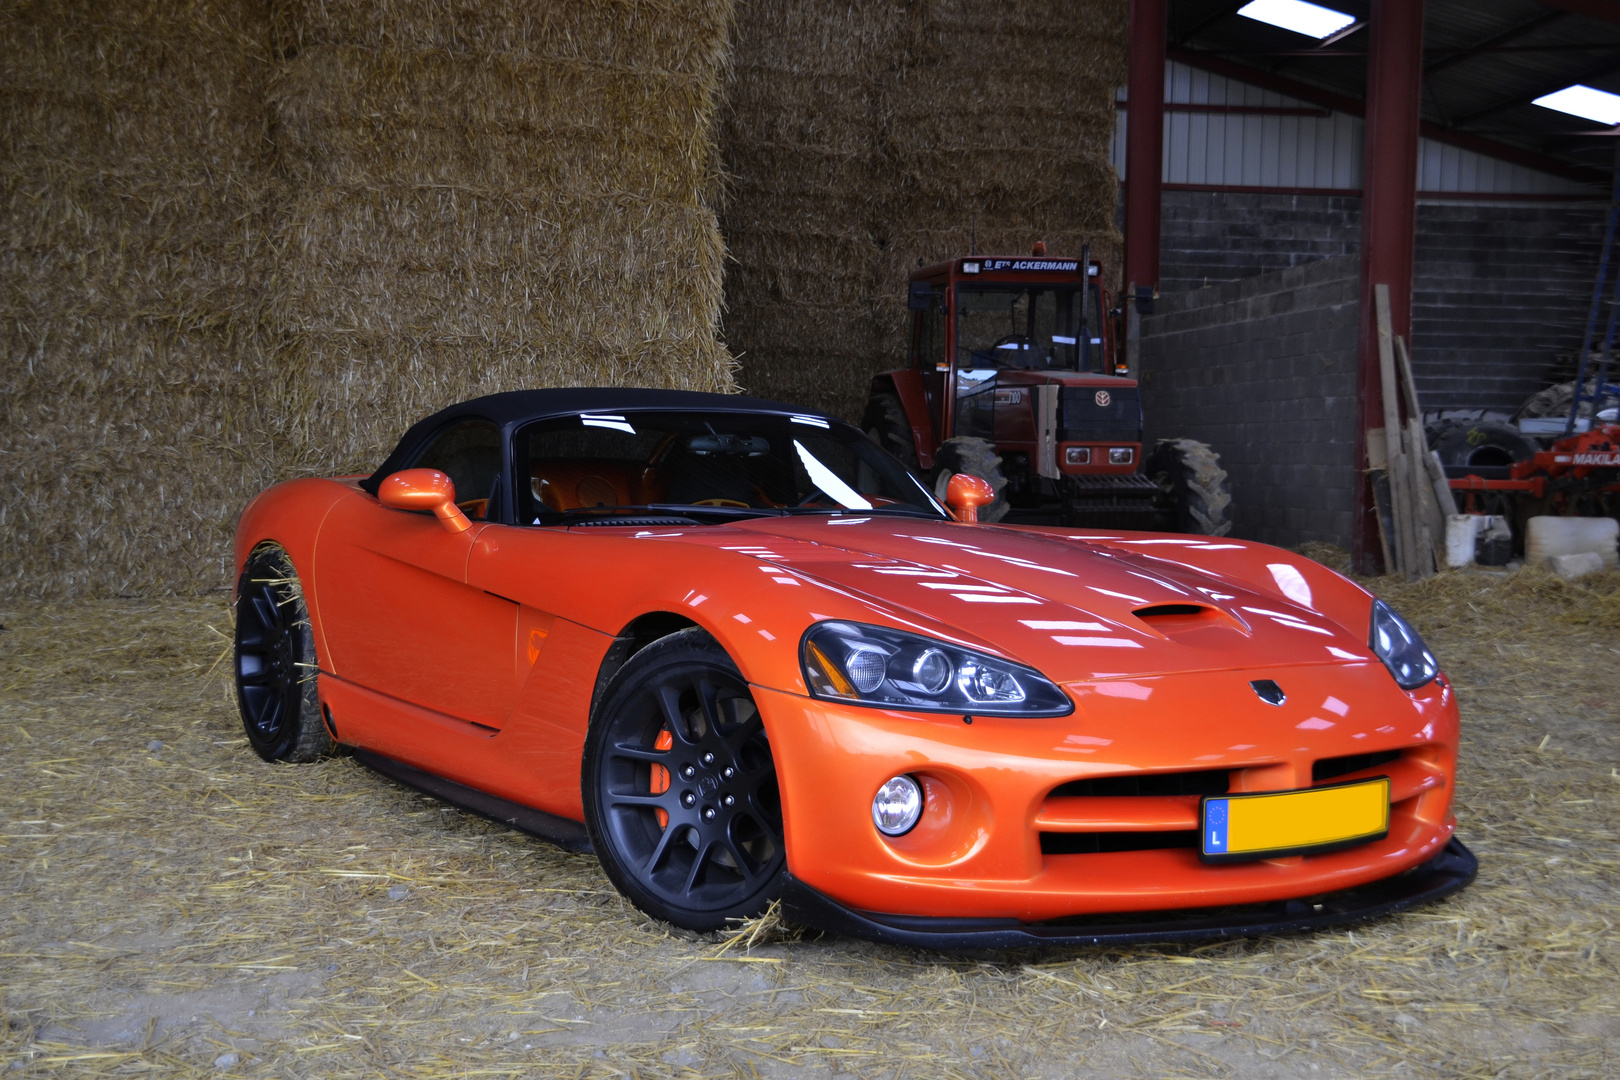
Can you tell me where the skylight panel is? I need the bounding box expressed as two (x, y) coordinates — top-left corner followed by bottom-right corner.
(1237, 0), (1357, 40)
(1532, 85), (1620, 126)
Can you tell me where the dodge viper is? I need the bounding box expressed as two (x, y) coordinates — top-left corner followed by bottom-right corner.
(232, 388), (1475, 946)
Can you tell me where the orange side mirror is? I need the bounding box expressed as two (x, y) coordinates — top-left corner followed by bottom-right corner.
(378, 469), (472, 534)
(945, 473), (996, 524)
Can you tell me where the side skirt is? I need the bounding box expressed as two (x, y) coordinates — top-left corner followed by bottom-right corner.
(354, 748), (594, 854)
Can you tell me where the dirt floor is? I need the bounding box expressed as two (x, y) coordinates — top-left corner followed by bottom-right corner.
(2, 565), (1618, 1078)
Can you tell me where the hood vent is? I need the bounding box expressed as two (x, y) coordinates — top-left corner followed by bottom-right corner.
(1133, 604), (1205, 618)
(1131, 602), (1248, 637)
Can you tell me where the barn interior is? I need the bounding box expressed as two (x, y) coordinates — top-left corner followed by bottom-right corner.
(2, 1), (1618, 1077)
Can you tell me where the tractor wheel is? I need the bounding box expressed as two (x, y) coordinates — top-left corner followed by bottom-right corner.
(1426, 419), (1537, 470)
(862, 391), (917, 468)
(933, 437), (1009, 523)
(1148, 439), (1233, 536)
(1514, 379), (1600, 424)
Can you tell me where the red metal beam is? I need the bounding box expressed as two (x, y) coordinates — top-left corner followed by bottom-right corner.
(1125, 0), (1167, 308)
(1426, 11), (1565, 74)
(1535, 0), (1620, 28)
(1355, 0), (1426, 575)
(1167, 47), (1607, 185)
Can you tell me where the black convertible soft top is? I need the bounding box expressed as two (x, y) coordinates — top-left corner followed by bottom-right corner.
(361, 387), (835, 494)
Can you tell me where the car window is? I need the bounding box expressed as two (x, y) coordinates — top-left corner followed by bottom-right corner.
(407, 418), (502, 520)
(516, 411), (944, 525)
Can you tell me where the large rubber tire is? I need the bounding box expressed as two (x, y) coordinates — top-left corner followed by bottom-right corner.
(1514, 379), (1601, 423)
(1426, 419), (1538, 469)
(582, 629), (785, 932)
(862, 391), (917, 468)
(234, 545), (333, 763)
(1148, 439), (1233, 536)
(932, 436), (1010, 523)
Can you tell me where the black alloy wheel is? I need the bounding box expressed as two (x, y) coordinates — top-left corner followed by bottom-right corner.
(234, 546), (332, 763)
(583, 629), (785, 931)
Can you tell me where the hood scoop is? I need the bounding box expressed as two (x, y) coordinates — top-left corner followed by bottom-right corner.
(1132, 602), (1249, 637)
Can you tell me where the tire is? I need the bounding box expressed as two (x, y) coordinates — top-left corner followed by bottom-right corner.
(1426, 419), (1537, 470)
(1514, 379), (1600, 423)
(234, 545), (332, 763)
(862, 391), (917, 468)
(932, 436), (1010, 523)
(1148, 439), (1233, 536)
(582, 628), (785, 932)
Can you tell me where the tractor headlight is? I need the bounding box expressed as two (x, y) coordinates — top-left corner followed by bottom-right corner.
(801, 621), (1073, 717)
(1368, 600), (1438, 690)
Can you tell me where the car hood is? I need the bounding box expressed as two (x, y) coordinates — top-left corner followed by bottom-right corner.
(674, 515), (1375, 682)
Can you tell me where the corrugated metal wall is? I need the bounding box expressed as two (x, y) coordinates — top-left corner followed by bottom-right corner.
(1113, 61), (1594, 196)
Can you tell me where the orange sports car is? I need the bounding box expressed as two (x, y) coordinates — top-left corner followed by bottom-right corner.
(233, 389), (1475, 946)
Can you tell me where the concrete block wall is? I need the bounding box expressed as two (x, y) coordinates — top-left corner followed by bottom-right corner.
(1155, 190), (1606, 416)
(1139, 254), (1361, 551)
(1159, 191), (1362, 293)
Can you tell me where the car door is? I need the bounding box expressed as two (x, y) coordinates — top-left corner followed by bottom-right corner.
(314, 416), (523, 730)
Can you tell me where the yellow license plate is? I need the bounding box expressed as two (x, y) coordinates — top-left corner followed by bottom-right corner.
(1201, 778), (1391, 862)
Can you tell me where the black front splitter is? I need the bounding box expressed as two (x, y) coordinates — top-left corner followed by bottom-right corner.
(780, 838), (1477, 950)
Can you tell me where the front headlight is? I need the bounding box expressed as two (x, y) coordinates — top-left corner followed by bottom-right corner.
(801, 621), (1073, 717)
(1368, 600), (1438, 690)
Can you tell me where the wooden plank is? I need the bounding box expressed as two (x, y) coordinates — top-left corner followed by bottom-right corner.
(1394, 334), (1449, 571)
(1375, 285), (1417, 577)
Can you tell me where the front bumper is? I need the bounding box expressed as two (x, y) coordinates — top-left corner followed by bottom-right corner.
(781, 838), (1477, 949)
(754, 664), (1460, 922)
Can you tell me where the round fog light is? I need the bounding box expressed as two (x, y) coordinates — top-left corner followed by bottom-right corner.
(872, 774), (924, 836)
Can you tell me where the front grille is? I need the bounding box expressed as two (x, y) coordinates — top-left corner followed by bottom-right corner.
(1041, 831), (1196, 855)
(1065, 473), (1160, 493)
(1313, 750), (1401, 783)
(1060, 385), (1143, 442)
(1050, 769), (1230, 799)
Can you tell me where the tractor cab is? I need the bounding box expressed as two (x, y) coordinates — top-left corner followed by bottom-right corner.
(865, 247), (1232, 533)
(903, 254), (1130, 469)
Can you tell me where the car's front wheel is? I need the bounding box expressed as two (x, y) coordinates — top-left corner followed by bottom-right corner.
(582, 628), (785, 932)
(234, 545), (333, 763)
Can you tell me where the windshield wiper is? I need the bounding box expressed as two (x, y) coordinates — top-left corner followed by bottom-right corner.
(540, 504), (786, 525)
(647, 503), (788, 519)
(780, 505), (944, 519)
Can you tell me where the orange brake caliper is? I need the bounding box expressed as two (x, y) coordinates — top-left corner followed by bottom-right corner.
(651, 728), (674, 828)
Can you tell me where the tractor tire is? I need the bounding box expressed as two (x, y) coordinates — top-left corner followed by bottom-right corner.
(862, 392), (917, 469)
(1426, 419), (1537, 470)
(1514, 379), (1600, 423)
(932, 437), (1009, 523)
(1148, 439), (1233, 536)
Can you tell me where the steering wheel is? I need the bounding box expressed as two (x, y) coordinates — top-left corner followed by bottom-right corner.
(693, 498), (751, 508)
(993, 334), (1043, 368)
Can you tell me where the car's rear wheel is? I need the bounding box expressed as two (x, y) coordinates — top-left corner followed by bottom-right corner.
(234, 545), (332, 763)
(582, 629), (785, 932)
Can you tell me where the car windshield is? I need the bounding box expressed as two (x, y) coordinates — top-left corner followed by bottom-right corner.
(955, 284), (1103, 374)
(516, 410), (946, 525)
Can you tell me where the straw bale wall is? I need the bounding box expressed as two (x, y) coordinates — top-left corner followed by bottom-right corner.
(718, 0), (1127, 421)
(2, 0), (737, 599)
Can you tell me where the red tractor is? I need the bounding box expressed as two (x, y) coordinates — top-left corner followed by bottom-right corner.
(863, 246), (1233, 533)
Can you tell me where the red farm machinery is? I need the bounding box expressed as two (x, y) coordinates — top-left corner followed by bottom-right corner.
(862, 246), (1234, 534)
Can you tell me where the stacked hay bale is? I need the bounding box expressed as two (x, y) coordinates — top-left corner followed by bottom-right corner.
(1, 0), (737, 599)
(1, 0), (277, 598)
(718, 0), (1128, 421)
(264, 0), (739, 478)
